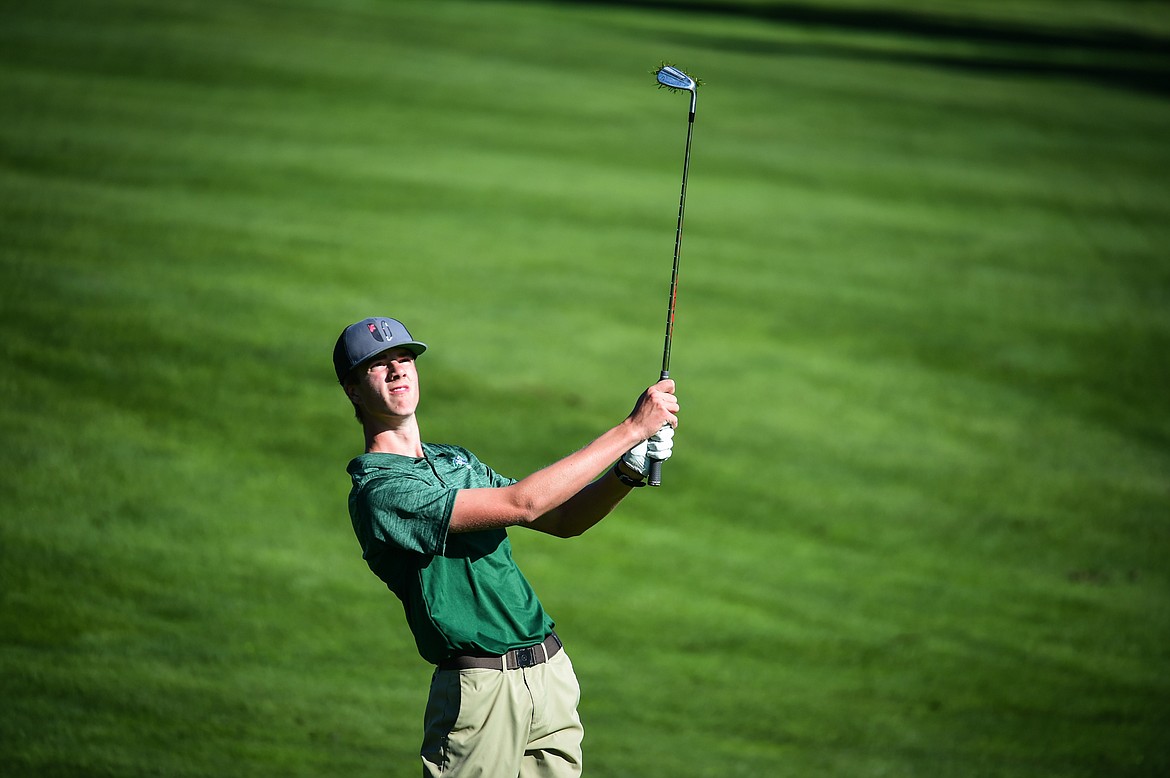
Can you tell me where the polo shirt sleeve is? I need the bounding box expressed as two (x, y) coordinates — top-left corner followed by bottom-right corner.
(484, 466), (517, 490)
(354, 474), (454, 556)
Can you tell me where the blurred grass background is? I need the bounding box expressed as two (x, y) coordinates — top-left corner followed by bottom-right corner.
(2, 0), (1168, 775)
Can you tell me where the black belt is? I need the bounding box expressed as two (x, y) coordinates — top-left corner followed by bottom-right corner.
(438, 631), (562, 672)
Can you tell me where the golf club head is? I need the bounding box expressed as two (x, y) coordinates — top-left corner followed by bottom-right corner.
(655, 65), (696, 92)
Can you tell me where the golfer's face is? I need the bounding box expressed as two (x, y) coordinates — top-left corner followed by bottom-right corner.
(357, 348), (420, 418)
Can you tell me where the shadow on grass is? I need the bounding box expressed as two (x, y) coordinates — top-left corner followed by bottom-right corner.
(547, 0), (1170, 97)
(680, 33), (1170, 98)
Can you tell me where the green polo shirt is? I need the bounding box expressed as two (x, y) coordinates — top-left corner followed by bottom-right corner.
(347, 443), (554, 664)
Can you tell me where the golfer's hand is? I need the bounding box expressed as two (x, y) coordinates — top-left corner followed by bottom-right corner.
(628, 379), (678, 439)
(622, 425), (675, 478)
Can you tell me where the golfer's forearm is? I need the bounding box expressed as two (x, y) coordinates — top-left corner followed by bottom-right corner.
(450, 420), (642, 532)
(511, 421), (641, 519)
(531, 471), (632, 538)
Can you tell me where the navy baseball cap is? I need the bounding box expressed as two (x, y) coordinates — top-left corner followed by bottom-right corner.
(333, 317), (427, 383)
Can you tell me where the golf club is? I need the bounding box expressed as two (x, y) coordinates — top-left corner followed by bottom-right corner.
(649, 64), (698, 487)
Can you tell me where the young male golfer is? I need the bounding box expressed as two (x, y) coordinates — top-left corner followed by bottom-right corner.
(334, 316), (679, 777)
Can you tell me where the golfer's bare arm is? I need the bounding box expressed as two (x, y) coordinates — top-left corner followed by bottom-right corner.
(449, 380), (677, 538)
(525, 468), (640, 538)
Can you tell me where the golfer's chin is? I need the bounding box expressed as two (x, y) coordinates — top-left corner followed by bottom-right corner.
(373, 399), (418, 422)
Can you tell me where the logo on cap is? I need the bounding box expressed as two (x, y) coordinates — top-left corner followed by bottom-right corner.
(368, 320), (394, 343)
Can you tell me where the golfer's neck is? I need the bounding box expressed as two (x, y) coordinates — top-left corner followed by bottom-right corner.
(365, 416), (424, 458)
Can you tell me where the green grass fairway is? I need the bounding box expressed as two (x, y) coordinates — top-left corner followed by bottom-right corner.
(2, 0), (1168, 775)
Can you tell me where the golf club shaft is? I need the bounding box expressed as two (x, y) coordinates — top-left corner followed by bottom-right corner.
(648, 101), (695, 487)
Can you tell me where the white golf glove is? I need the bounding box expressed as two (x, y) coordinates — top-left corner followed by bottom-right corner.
(621, 425), (675, 478)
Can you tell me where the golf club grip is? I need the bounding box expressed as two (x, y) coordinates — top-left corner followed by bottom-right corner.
(648, 457), (663, 487)
(648, 369), (670, 487)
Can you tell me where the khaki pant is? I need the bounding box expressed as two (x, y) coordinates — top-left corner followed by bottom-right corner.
(421, 649), (584, 777)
